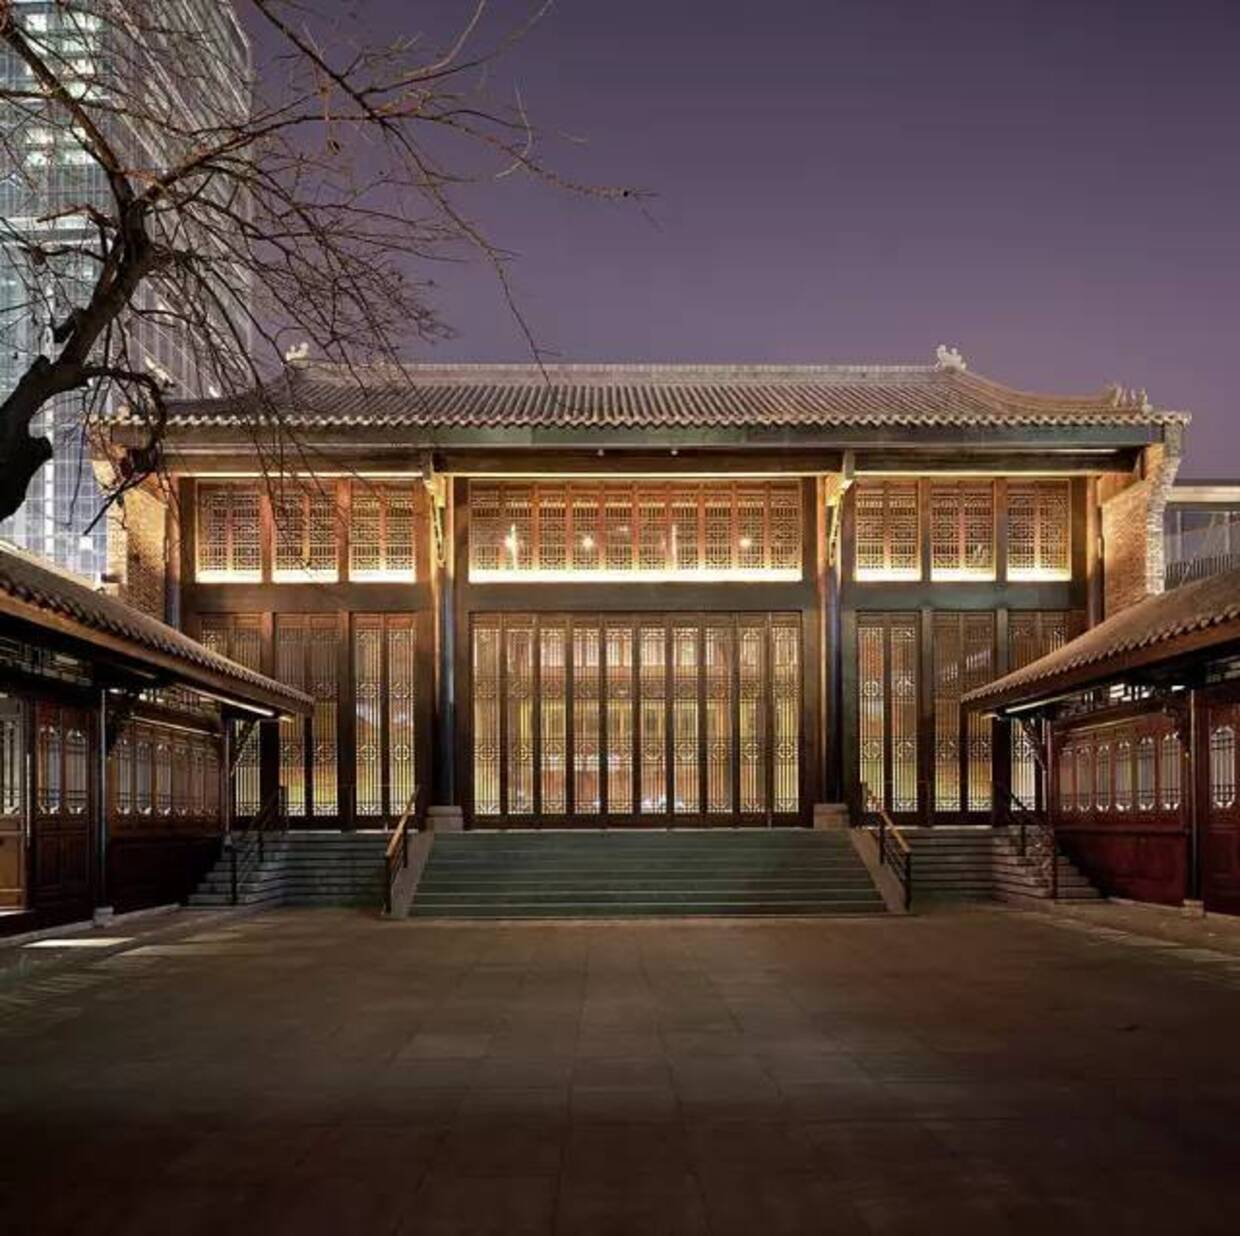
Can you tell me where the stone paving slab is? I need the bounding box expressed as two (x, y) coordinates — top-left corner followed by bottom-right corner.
(1, 907), (1239, 1233)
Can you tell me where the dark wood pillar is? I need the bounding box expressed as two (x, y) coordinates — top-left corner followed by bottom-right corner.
(992, 608), (1011, 825)
(1187, 686), (1204, 902)
(433, 479), (458, 806)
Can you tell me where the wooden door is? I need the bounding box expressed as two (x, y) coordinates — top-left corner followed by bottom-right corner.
(469, 612), (802, 828)
(0, 697), (26, 909)
(32, 701), (93, 910)
(1203, 697), (1240, 915)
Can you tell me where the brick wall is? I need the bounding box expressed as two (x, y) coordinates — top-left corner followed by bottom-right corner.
(104, 485), (168, 620)
(1099, 428), (1183, 616)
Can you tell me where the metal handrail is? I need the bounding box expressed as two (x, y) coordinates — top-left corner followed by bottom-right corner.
(383, 784), (425, 916)
(228, 786), (288, 906)
(859, 783), (912, 911)
(995, 783), (1058, 900)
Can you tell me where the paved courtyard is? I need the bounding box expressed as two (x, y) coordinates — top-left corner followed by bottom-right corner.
(3, 907), (1240, 1235)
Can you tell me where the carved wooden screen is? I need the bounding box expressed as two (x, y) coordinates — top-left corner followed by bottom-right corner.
(854, 483), (920, 580)
(1205, 697), (1240, 913)
(352, 614), (417, 819)
(1007, 481), (1071, 580)
(350, 484), (419, 581)
(196, 483), (262, 581)
(856, 613), (920, 816)
(470, 612), (800, 825)
(32, 702), (92, 906)
(108, 722), (222, 830)
(930, 483), (994, 580)
(273, 484), (338, 581)
(1007, 611), (1085, 806)
(198, 615), (265, 815)
(275, 615), (340, 818)
(467, 481), (802, 580)
(0, 698), (22, 908)
(931, 612), (996, 816)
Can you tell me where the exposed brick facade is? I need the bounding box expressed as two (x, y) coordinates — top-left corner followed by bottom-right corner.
(103, 484), (168, 620)
(1099, 426), (1184, 617)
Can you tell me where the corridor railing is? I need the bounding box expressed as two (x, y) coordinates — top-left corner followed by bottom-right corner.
(228, 786), (288, 906)
(384, 785), (426, 916)
(995, 783), (1058, 900)
(860, 783), (912, 911)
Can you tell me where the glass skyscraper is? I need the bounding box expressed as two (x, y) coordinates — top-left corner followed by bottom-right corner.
(0, 1), (251, 577)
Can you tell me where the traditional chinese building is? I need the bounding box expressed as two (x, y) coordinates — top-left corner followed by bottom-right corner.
(93, 350), (1185, 867)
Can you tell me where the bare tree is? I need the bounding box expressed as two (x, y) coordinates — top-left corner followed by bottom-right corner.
(0, 0), (627, 526)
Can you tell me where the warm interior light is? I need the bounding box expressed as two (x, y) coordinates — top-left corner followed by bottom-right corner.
(738, 535), (754, 550)
(470, 567), (803, 584)
(580, 534), (595, 551)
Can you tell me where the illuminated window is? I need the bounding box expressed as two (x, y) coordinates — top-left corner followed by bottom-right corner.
(1211, 725), (1236, 809)
(854, 482), (920, 580)
(468, 482), (802, 581)
(353, 615), (417, 818)
(198, 615), (264, 816)
(932, 612), (995, 814)
(276, 615), (340, 818)
(1160, 734), (1181, 811)
(1007, 481), (1071, 580)
(273, 485), (338, 581)
(858, 613), (919, 815)
(197, 483), (261, 581)
(349, 484), (418, 581)
(930, 483), (994, 580)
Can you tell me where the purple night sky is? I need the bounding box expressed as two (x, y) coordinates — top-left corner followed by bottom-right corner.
(244, 1), (1240, 476)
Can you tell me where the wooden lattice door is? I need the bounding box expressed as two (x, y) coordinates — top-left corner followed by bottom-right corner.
(1204, 695), (1240, 914)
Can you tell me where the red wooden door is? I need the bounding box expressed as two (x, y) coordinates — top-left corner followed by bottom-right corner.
(0, 697), (26, 909)
(32, 702), (94, 910)
(1203, 697), (1240, 915)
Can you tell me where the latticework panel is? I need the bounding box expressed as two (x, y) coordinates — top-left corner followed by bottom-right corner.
(470, 613), (800, 823)
(467, 482), (802, 579)
(274, 486), (338, 580)
(930, 483), (994, 580)
(349, 484), (418, 580)
(198, 614), (264, 815)
(854, 482), (920, 579)
(857, 613), (920, 815)
(197, 483), (261, 580)
(1008, 481), (1071, 579)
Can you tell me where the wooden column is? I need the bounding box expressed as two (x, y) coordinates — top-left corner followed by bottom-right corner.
(434, 479), (459, 807)
(918, 482), (934, 825)
(992, 608), (1011, 826)
(1187, 686), (1204, 902)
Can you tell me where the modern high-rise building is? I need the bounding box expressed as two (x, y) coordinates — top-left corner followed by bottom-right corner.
(0, 0), (251, 578)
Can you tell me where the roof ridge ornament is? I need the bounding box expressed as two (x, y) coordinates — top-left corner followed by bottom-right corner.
(1107, 382), (1153, 412)
(934, 344), (967, 372)
(283, 341), (310, 364)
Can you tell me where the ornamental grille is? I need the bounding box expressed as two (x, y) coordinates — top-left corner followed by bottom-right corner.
(854, 482), (919, 579)
(857, 612), (920, 815)
(932, 612), (995, 815)
(468, 481), (802, 579)
(470, 612), (799, 822)
(930, 483), (994, 580)
(1007, 481), (1071, 578)
(197, 483), (261, 580)
(0, 701), (20, 818)
(349, 484), (418, 580)
(273, 486), (338, 579)
(353, 615), (417, 818)
(1007, 612), (1084, 805)
(1055, 716), (1184, 824)
(108, 722), (220, 827)
(198, 615), (264, 815)
(1211, 725), (1236, 809)
(275, 615), (340, 817)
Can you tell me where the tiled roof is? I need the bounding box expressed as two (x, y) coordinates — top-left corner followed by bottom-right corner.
(0, 543), (310, 716)
(150, 359), (1182, 433)
(963, 568), (1240, 712)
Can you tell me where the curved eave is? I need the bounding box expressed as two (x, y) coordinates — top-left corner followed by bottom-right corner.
(0, 591), (311, 719)
(965, 614), (1240, 717)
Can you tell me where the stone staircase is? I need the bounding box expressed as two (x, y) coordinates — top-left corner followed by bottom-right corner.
(187, 832), (387, 909)
(409, 829), (887, 919)
(902, 827), (1100, 902)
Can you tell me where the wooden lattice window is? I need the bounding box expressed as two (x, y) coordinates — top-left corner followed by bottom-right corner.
(1160, 734), (1182, 810)
(349, 484), (418, 581)
(930, 483), (994, 580)
(858, 613), (920, 815)
(1211, 725), (1236, 809)
(274, 484), (339, 581)
(932, 612), (995, 815)
(1136, 736), (1156, 811)
(276, 615), (340, 818)
(1114, 740), (1134, 811)
(1007, 481), (1071, 580)
(353, 614), (417, 818)
(196, 483), (261, 581)
(854, 482), (920, 580)
(467, 481), (802, 580)
(198, 615), (265, 816)
(1094, 744), (1111, 812)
